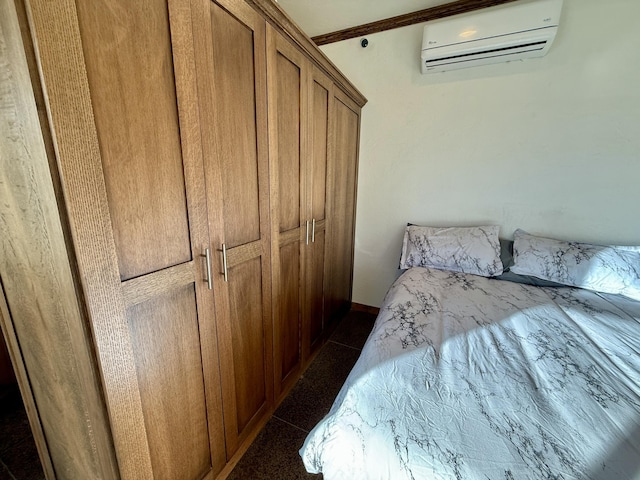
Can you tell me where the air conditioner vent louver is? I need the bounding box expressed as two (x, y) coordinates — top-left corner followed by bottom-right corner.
(421, 0), (563, 74)
(425, 41), (547, 64)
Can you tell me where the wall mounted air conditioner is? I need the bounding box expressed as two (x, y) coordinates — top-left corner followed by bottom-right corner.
(421, 0), (563, 74)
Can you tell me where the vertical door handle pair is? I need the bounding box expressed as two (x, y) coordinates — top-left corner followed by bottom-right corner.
(203, 244), (229, 287)
(305, 219), (317, 245)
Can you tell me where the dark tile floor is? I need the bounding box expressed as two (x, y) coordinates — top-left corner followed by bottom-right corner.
(0, 386), (45, 480)
(228, 309), (376, 480)
(0, 309), (376, 480)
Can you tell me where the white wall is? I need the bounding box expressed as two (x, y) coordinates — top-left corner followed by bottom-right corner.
(321, 0), (640, 307)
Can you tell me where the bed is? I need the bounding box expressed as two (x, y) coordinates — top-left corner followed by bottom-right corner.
(300, 227), (640, 479)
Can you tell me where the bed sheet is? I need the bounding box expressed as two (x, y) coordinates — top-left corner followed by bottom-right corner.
(300, 267), (640, 479)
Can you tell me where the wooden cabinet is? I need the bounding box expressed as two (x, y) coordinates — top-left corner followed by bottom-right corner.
(267, 27), (336, 400)
(0, 0), (365, 478)
(191, 0), (273, 458)
(325, 90), (363, 328)
(24, 0), (227, 478)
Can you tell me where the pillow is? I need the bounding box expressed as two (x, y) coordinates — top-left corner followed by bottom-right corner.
(510, 229), (640, 301)
(494, 238), (566, 287)
(399, 225), (503, 277)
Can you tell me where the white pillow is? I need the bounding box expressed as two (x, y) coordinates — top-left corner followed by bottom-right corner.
(510, 229), (640, 301)
(399, 225), (503, 277)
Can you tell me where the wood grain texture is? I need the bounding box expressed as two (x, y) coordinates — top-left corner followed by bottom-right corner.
(275, 49), (303, 232)
(309, 71), (330, 223)
(267, 26), (308, 399)
(209, 0), (261, 248)
(0, 1), (120, 477)
(305, 230), (326, 357)
(24, 0), (155, 477)
(191, 0), (273, 458)
(122, 261), (195, 307)
(324, 89), (361, 326)
(166, 0), (227, 472)
(311, 0), (520, 45)
(127, 285), (211, 480)
(245, 0), (367, 107)
(302, 66), (333, 363)
(75, 0), (192, 281)
(276, 241), (302, 388)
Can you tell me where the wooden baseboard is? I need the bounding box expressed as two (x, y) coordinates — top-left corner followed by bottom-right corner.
(350, 302), (380, 316)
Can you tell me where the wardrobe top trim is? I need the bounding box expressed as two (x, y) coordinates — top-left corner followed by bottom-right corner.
(246, 0), (367, 108)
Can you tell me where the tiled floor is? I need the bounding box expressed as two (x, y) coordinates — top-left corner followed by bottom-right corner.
(0, 309), (376, 480)
(0, 386), (44, 480)
(228, 309), (376, 479)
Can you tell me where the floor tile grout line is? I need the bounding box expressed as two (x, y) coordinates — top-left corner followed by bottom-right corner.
(0, 458), (18, 480)
(272, 415), (311, 435)
(327, 339), (363, 352)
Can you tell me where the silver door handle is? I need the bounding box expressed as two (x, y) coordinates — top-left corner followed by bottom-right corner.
(305, 220), (310, 245)
(311, 218), (316, 243)
(204, 248), (213, 290)
(220, 243), (228, 282)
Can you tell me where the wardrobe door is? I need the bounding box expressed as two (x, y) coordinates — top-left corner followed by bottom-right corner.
(27, 0), (226, 478)
(303, 66), (333, 362)
(191, 0), (273, 457)
(267, 26), (308, 400)
(325, 90), (361, 327)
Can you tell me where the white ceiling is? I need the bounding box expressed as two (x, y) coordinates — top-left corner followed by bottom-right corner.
(276, 0), (451, 38)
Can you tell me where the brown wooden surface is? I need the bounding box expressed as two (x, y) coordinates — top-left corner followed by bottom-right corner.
(23, 0), (230, 478)
(246, 0), (367, 107)
(192, 0), (274, 458)
(7, 0), (362, 478)
(26, 2), (156, 475)
(76, 0), (192, 281)
(0, 1), (120, 477)
(324, 89), (361, 327)
(311, 0), (520, 45)
(351, 303), (381, 316)
(267, 27), (307, 399)
(303, 67), (333, 361)
(127, 286), (211, 480)
(167, 0), (228, 472)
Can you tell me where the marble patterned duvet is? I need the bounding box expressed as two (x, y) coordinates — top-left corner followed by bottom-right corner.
(300, 267), (640, 479)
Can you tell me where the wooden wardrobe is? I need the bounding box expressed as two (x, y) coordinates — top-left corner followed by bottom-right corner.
(0, 0), (365, 478)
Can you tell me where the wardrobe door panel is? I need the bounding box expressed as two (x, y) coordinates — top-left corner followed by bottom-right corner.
(267, 27), (308, 399)
(304, 68), (333, 359)
(310, 76), (329, 223)
(76, 0), (191, 281)
(25, 0), (227, 477)
(127, 285), (211, 480)
(228, 258), (266, 432)
(209, 2), (261, 248)
(278, 240), (301, 383)
(307, 230), (325, 353)
(276, 52), (303, 233)
(192, 0), (273, 457)
(326, 92), (360, 324)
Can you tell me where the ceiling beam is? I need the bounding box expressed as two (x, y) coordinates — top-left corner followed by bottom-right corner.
(311, 0), (519, 45)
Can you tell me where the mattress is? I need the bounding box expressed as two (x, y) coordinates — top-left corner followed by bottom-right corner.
(300, 267), (640, 479)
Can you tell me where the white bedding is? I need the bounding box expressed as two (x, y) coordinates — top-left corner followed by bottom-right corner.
(300, 267), (640, 479)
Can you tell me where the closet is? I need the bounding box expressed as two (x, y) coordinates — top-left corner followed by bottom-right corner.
(0, 0), (365, 479)
(268, 25), (336, 400)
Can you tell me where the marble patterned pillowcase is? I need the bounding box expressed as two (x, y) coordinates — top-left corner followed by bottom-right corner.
(399, 225), (503, 277)
(510, 229), (640, 301)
